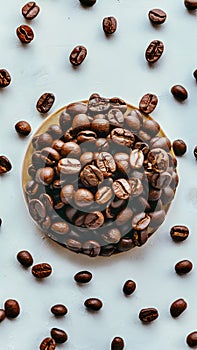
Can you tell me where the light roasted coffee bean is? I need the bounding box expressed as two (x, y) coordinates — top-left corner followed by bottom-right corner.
(80, 165), (104, 187)
(16, 24), (34, 43)
(130, 149), (144, 169)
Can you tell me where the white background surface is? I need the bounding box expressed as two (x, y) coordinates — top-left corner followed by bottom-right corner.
(0, 0), (197, 349)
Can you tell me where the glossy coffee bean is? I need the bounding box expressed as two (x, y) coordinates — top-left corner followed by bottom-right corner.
(132, 229), (149, 246)
(84, 298), (103, 311)
(36, 93), (55, 113)
(194, 146), (197, 159)
(0, 155), (12, 174)
(170, 298), (187, 318)
(184, 0), (197, 10)
(172, 139), (187, 156)
(61, 141), (81, 158)
(69, 45), (87, 66)
(139, 308), (159, 323)
(175, 260), (193, 275)
(107, 109), (124, 127)
(79, 0), (96, 6)
(88, 96), (110, 114)
(139, 93), (158, 114)
(72, 113), (90, 133)
(103, 16), (117, 34)
(34, 133), (53, 149)
(17, 250), (33, 267)
(74, 270), (92, 283)
(117, 238), (134, 252)
(193, 69), (197, 80)
(66, 238), (82, 253)
(22, 2), (40, 19)
(148, 9), (167, 24)
(92, 118), (110, 137)
(80, 165), (104, 187)
(40, 337), (56, 350)
(123, 280), (136, 295)
(82, 240), (101, 257)
(16, 24), (34, 44)
(0, 69), (11, 88)
(32, 263), (52, 278)
(111, 337), (125, 350)
(51, 304), (68, 317)
(51, 328), (68, 343)
(186, 332), (197, 348)
(36, 167), (54, 185)
(145, 40), (164, 63)
(96, 152), (116, 177)
(171, 85), (188, 101)
(113, 179), (131, 199)
(60, 184), (74, 204)
(170, 225), (189, 242)
(66, 102), (87, 117)
(4, 299), (20, 318)
(0, 309), (5, 322)
(47, 124), (62, 138)
(132, 212), (150, 230)
(84, 211), (104, 229)
(15, 121), (31, 136)
(142, 118), (160, 136)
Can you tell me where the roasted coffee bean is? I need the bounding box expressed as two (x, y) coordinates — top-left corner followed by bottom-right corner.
(60, 184), (74, 204)
(145, 40), (164, 63)
(116, 207), (133, 226)
(36, 93), (55, 113)
(148, 9), (167, 24)
(61, 142), (81, 157)
(22, 2), (40, 19)
(0, 309), (5, 322)
(51, 304), (68, 317)
(193, 69), (197, 80)
(58, 158), (81, 175)
(17, 250), (33, 267)
(66, 238), (82, 252)
(59, 111), (71, 132)
(40, 147), (60, 165)
(150, 136), (171, 151)
(67, 102), (88, 116)
(84, 211), (104, 229)
(100, 244), (115, 256)
(95, 138), (109, 151)
(47, 124), (62, 138)
(139, 93), (158, 114)
(170, 225), (189, 242)
(132, 212), (150, 230)
(36, 167), (54, 185)
(74, 188), (94, 207)
(132, 229), (149, 246)
(40, 337), (56, 350)
(34, 133), (53, 149)
(149, 210), (165, 227)
(148, 148), (169, 173)
(172, 139), (187, 156)
(193, 146), (197, 159)
(103, 16), (117, 34)
(113, 179), (131, 199)
(79, 0), (96, 6)
(69, 45), (87, 66)
(186, 332), (197, 348)
(110, 97), (127, 113)
(111, 337), (124, 350)
(171, 85), (188, 101)
(0, 69), (11, 88)
(51, 222), (69, 235)
(96, 152), (116, 177)
(148, 187), (162, 201)
(170, 298), (187, 318)
(124, 110), (142, 132)
(80, 165), (103, 187)
(117, 238), (134, 252)
(72, 113), (90, 133)
(114, 152), (130, 173)
(4, 299), (20, 318)
(32, 263), (52, 278)
(130, 149), (144, 169)
(16, 24), (34, 44)
(29, 199), (46, 222)
(91, 118), (110, 137)
(102, 228), (121, 244)
(129, 177), (143, 196)
(74, 270), (92, 283)
(107, 109), (124, 127)
(80, 152), (93, 166)
(0, 218), (2, 227)
(151, 171), (171, 189)
(15, 120), (31, 136)
(84, 298), (103, 311)
(25, 179), (39, 196)
(39, 193), (53, 212)
(51, 328), (68, 344)
(82, 240), (101, 257)
(0, 156), (12, 174)
(88, 96), (110, 114)
(161, 186), (174, 205)
(143, 118), (160, 136)
(135, 142), (149, 155)
(111, 128), (135, 147)
(52, 139), (64, 153)
(123, 280), (136, 295)
(184, 0), (197, 10)
(95, 186), (113, 204)
(175, 260), (193, 275)
(139, 308), (159, 323)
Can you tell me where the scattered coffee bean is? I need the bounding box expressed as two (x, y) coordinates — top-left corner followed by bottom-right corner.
(74, 270), (92, 283)
(186, 332), (197, 348)
(148, 9), (167, 24)
(15, 121), (31, 136)
(139, 93), (158, 114)
(32, 263), (52, 278)
(50, 328), (68, 343)
(170, 298), (187, 318)
(16, 24), (34, 44)
(4, 299), (20, 318)
(79, 0), (96, 6)
(84, 298), (103, 311)
(193, 146), (197, 159)
(69, 45), (87, 66)
(22, 2), (40, 19)
(145, 40), (164, 63)
(170, 225), (189, 242)
(103, 16), (117, 34)
(51, 304), (68, 317)
(123, 280), (136, 295)
(175, 259), (193, 275)
(111, 337), (125, 350)
(17, 250), (33, 267)
(172, 139), (187, 156)
(171, 85), (188, 101)
(184, 0), (197, 10)
(40, 337), (56, 350)
(0, 156), (12, 174)
(0, 309), (5, 322)
(36, 93), (55, 113)
(139, 307), (159, 323)
(0, 218), (2, 226)
(0, 69), (11, 88)
(193, 69), (197, 80)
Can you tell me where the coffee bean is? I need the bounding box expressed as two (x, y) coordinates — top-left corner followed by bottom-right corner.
(175, 259), (193, 275)
(84, 298), (103, 311)
(36, 167), (54, 185)
(132, 212), (150, 230)
(66, 238), (82, 252)
(67, 102), (88, 117)
(47, 124), (62, 138)
(193, 69), (197, 80)
(145, 40), (164, 63)
(4, 299), (20, 318)
(84, 211), (104, 229)
(51, 222), (70, 235)
(170, 225), (189, 242)
(88, 96), (110, 114)
(186, 332), (197, 348)
(130, 149), (144, 169)
(32, 263), (52, 278)
(58, 158), (81, 175)
(95, 186), (113, 204)
(184, 0), (197, 10)
(139, 308), (159, 323)
(150, 136), (171, 151)
(139, 93), (158, 114)
(51, 328), (68, 343)
(74, 188), (94, 207)
(0, 309), (5, 322)
(148, 9), (167, 24)
(96, 152), (116, 177)
(113, 179), (131, 199)
(103, 16), (117, 34)
(36, 93), (55, 113)
(0, 218), (2, 227)
(61, 141), (81, 158)
(114, 152), (130, 173)
(80, 165), (104, 187)
(116, 207), (133, 226)
(34, 133), (53, 149)
(149, 210), (165, 227)
(92, 118), (110, 137)
(143, 118), (160, 136)
(111, 337), (125, 350)
(17, 250), (33, 267)
(171, 85), (188, 101)
(22, 2), (40, 19)
(40, 337), (56, 350)
(51, 304), (68, 316)
(72, 114), (90, 134)
(82, 240), (101, 257)
(172, 139), (187, 156)
(111, 128), (135, 147)
(80, 152), (94, 166)
(0, 155), (12, 174)
(15, 120), (31, 136)
(123, 280), (136, 295)
(148, 148), (169, 173)
(0, 69), (11, 88)
(102, 228), (121, 244)
(16, 24), (34, 44)
(129, 177), (143, 196)
(170, 298), (187, 318)
(110, 97), (127, 113)
(60, 184), (74, 204)
(79, 0), (96, 6)
(117, 238), (134, 252)
(69, 45), (87, 66)
(74, 270), (92, 283)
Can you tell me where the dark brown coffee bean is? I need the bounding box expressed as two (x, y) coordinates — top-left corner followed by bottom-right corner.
(51, 328), (68, 344)
(150, 136), (171, 151)
(36, 93), (55, 113)
(193, 69), (197, 80)
(148, 148), (169, 173)
(66, 238), (82, 252)
(171, 85), (188, 101)
(17, 250), (33, 267)
(29, 199), (46, 222)
(36, 167), (54, 185)
(52, 139), (64, 153)
(116, 207), (133, 226)
(170, 225), (189, 242)
(74, 188), (94, 207)
(69, 45), (87, 66)
(74, 270), (92, 283)
(84, 298), (103, 311)
(72, 113), (90, 133)
(67, 102), (87, 116)
(148, 9), (167, 24)
(40, 337), (56, 350)
(102, 228), (121, 244)
(170, 298), (187, 318)
(4, 299), (20, 318)
(113, 179), (131, 199)
(114, 152), (130, 173)
(103, 16), (117, 34)
(117, 238), (134, 252)
(145, 40), (164, 63)
(130, 149), (144, 169)
(194, 146), (197, 159)
(132, 212), (150, 230)
(96, 152), (116, 177)
(175, 260), (193, 275)
(111, 337), (124, 350)
(58, 158), (81, 175)
(124, 110), (142, 132)
(186, 332), (197, 348)
(151, 172), (171, 189)
(34, 133), (53, 149)
(107, 109), (124, 127)
(82, 240), (101, 257)
(15, 121), (31, 136)
(60, 184), (74, 204)
(80, 152), (93, 166)
(129, 177), (143, 196)
(0, 155), (12, 174)
(0, 69), (11, 88)
(84, 211), (104, 229)
(47, 124), (62, 138)
(77, 130), (96, 143)
(111, 128), (135, 147)
(51, 304), (68, 316)
(79, 0), (96, 6)
(0, 309), (5, 322)
(95, 186), (113, 204)
(16, 24), (34, 44)
(22, 2), (40, 19)
(184, 0), (197, 10)
(172, 139), (187, 156)
(61, 142), (81, 158)
(139, 308), (159, 323)
(132, 229), (149, 246)
(39, 193), (53, 212)
(143, 118), (160, 136)
(32, 263), (52, 278)
(149, 210), (165, 227)
(110, 97), (127, 113)
(51, 222), (70, 235)
(91, 118), (110, 137)
(139, 93), (158, 114)
(123, 280), (136, 295)
(80, 165), (104, 187)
